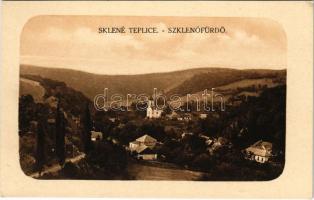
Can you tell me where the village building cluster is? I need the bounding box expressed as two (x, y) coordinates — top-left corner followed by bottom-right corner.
(88, 99), (274, 163)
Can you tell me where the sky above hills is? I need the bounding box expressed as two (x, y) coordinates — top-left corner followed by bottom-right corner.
(21, 16), (286, 75)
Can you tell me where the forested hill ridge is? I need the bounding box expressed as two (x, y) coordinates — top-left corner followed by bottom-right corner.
(20, 74), (91, 117)
(166, 69), (286, 95)
(21, 65), (286, 100)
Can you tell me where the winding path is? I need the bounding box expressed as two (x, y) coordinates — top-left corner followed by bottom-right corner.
(30, 153), (85, 178)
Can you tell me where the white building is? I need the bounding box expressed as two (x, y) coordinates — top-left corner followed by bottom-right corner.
(108, 117), (116, 123)
(91, 131), (103, 142)
(129, 134), (158, 160)
(244, 140), (273, 163)
(199, 113), (208, 119)
(181, 132), (194, 139)
(129, 134), (157, 150)
(146, 100), (163, 119)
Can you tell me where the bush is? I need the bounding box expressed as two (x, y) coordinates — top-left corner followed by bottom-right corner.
(191, 153), (213, 171)
(60, 162), (79, 178)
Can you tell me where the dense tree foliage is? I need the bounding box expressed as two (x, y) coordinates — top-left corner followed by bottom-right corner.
(55, 101), (66, 165)
(199, 86), (286, 150)
(35, 120), (45, 172)
(87, 141), (128, 173)
(19, 95), (35, 133)
(82, 103), (92, 153)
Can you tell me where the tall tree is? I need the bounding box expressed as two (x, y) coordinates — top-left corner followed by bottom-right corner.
(55, 100), (66, 165)
(36, 120), (45, 174)
(83, 102), (92, 153)
(19, 95), (35, 134)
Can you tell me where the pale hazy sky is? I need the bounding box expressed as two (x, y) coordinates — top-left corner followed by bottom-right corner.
(21, 16), (286, 75)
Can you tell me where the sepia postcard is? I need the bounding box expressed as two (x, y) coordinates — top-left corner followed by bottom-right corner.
(0, 1), (313, 198)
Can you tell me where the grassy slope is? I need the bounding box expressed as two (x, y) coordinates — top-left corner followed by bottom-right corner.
(20, 78), (45, 103)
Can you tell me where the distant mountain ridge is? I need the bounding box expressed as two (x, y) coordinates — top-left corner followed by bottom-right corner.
(167, 68), (286, 95)
(20, 65), (286, 100)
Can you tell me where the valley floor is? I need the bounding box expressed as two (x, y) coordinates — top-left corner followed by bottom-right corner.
(127, 161), (206, 181)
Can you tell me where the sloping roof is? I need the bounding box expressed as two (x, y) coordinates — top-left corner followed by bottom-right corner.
(136, 134), (157, 143)
(246, 147), (268, 157)
(130, 141), (140, 145)
(91, 131), (103, 138)
(246, 140), (272, 157)
(251, 140), (272, 150)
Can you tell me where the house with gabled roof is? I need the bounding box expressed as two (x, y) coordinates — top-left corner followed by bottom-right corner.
(91, 131), (103, 142)
(129, 134), (158, 160)
(136, 134), (157, 145)
(243, 140), (273, 163)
